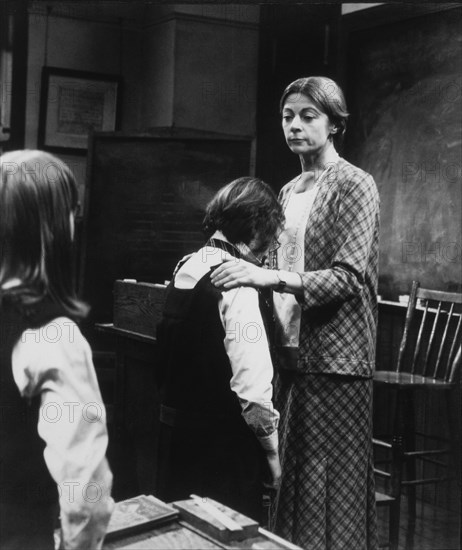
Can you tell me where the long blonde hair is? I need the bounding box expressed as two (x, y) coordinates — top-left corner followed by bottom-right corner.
(0, 150), (88, 318)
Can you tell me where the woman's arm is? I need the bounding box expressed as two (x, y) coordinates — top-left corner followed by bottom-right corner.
(296, 172), (380, 309)
(211, 171), (379, 307)
(211, 259), (304, 296)
(12, 318), (114, 550)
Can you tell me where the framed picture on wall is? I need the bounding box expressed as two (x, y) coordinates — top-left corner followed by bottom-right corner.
(38, 67), (122, 154)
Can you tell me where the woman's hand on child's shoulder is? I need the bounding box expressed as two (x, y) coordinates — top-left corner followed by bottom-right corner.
(210, 259), (275, 290)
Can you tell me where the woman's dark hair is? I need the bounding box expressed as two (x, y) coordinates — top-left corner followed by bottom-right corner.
(280, 76), (349, 144)
(0, 149), (88, 318)
(203, 177), (284, 251)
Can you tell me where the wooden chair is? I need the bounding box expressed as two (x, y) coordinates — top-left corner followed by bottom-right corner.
(375, 444), (402, 550)
(373, 281), (462, 549)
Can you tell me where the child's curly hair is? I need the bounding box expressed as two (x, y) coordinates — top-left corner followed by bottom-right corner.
(203, 176), (284, 253)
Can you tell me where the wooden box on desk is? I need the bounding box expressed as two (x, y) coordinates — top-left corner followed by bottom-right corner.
(113, 280), (167, 337)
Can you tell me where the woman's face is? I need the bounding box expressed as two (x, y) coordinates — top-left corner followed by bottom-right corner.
(281, 93), (335, 157)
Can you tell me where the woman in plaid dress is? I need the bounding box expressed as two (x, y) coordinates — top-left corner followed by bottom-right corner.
(211, 76), (379, 550)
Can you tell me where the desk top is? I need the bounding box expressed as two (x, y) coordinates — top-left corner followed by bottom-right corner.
(103, 519), (301, 550)
(104, 520), (220, 549)
(102, 494), (301, 550)
(95, 323), (157, 344)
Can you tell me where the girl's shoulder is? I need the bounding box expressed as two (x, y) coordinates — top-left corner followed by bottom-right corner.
(12, 316), (93, 400)
(17, 316), (88, 355)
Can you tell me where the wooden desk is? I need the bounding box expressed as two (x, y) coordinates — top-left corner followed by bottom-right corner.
(104, 520), (302, 550)
(95, 323), (160, 500)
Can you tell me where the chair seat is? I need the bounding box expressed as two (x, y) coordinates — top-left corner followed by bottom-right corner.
(374, 371), (453, 389)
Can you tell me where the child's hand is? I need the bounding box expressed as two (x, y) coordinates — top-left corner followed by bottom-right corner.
(263, 449), (281, 491)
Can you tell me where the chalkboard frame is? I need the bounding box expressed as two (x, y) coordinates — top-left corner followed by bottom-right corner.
(79, 127), (253, 324)
(336, 3), (460, 96)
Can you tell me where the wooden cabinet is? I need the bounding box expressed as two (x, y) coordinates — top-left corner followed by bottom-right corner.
(96, 324), (160, 501)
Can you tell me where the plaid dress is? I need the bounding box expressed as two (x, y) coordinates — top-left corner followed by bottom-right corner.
(270, 158), (380, 549)
(270, 371), (378, 550)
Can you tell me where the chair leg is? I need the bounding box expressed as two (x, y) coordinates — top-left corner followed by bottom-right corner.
(389, 435), (403, 550)
(388, 504), (400, 550)
(403, 392), (417, 546)
(386, 390), (406, 550)
(446, 389), (461, 489)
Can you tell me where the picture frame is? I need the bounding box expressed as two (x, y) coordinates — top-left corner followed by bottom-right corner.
(38, 67), (122, 154)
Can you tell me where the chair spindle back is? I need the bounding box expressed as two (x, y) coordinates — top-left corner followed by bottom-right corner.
(395, 281), (462, 382)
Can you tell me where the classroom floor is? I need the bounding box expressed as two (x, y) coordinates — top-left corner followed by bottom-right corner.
(377, 497), (460, 550)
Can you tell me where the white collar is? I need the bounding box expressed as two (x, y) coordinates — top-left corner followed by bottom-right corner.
(210, 231), (262, 265)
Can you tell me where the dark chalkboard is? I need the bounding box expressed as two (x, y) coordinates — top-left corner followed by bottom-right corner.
(345, 6), (462, 298)
(80, 128), (252, 323)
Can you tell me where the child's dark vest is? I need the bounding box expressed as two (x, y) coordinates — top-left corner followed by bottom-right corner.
(0, 294), (63, 543)
(156, 239), (273, 428)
